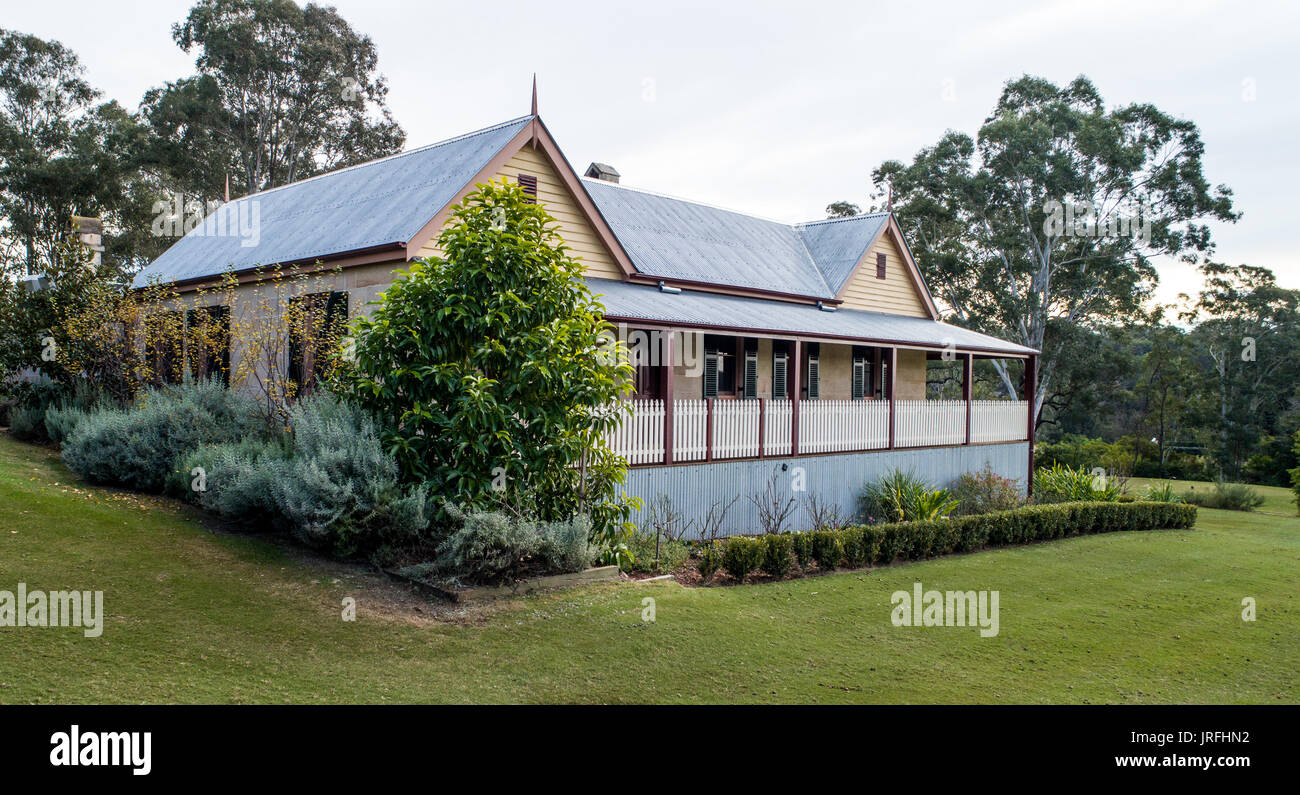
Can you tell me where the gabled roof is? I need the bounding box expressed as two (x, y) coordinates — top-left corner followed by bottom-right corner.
(582, 179), (914, 306)
(795, 213), (890, 294)
(133, 116), (534, 288)
(588, 277), (1035, 356)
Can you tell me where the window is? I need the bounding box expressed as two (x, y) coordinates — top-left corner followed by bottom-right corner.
(806, 342), (820, 400)
(851, 345), (868, 400)
(145, 310), (185, 386)
(288, 291), (349, 392)
(772, 342), (789, 399)
(633, 362), (663, 399)
(517, 174), (538, 203)
(742, 339), (758, 399)
(702, 334), (736, 398)
(876, 252), (887, 280)
(186, 305), (231, 387)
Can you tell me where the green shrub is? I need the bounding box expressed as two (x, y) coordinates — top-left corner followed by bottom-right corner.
(433, 504), (594, 585)
(861, 469), (959, 523)
(44, 404), (92, 445)
(760, 533), (794, 578)
(720, 536), (765, 581)
(709, 502), (1196, 586)
(1033, 463), (1124, 503)
(625, 530), (691, 574)
(9, 404), (47, 441)
(951, 464), (1024, 515)
(1182, 481), (1265, 511)
(271, 395), (430, 555)
(696, 542), (721, 581)
(175, 436), (291, 519)
(1141, 482), (1184, 504)
(790, 531), (814, 567)
(62, 380), (258, 493)
(810, 530), (843, 569)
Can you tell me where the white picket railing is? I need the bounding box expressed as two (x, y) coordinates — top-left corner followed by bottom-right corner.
(798, 399), (890, 453)
(764, 399), (793, 457)
(711, 399), (762, 459)
(605, 399), (664, 465)
(972, 400), (1029, 443)
(894, 399), (967, 447)
(606, 397), (1028, 464)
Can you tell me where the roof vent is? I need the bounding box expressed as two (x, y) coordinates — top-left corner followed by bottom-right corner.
(584, 162), (620, 183)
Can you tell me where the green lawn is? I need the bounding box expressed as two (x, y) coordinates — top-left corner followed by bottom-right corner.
(2, 434), (1296, 704)
(1128, 475), (1299, 516)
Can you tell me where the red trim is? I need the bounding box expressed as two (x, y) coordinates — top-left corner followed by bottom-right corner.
(885, 347), (897, 449)
(791, 340), (802, 456)
(1025, 354), (1038, 496)
(757, 398), (766, 458)
(705, 398), (714, 462)
(626, 273), (839, 307)
(963, 352), (973, 446)
(663, 332), (675, 465)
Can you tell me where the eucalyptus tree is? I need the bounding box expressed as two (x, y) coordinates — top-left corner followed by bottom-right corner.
(870, 75), (1238, 428)
(139, 0), (405, 202)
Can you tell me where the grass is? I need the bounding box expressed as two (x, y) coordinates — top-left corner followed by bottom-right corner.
(2, 434), (1297, 704)
(1128, 476), (1298, 516)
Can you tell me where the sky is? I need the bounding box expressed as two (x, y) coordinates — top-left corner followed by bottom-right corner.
(6, 0), (1298, 307)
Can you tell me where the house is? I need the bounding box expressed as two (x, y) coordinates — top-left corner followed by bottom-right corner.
(134, 106), (1038, 536)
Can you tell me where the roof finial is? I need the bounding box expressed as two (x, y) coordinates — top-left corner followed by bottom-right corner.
(531, 73), (538, 116)
(224, 173), (230, 203)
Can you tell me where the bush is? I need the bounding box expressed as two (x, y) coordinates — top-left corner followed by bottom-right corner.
(62, 380), (258, 493)
(1141, 482), (1184, 503)
(44, 404), (92, 445)
(790, 531), (814, 567)
(269, 395), (429, 555)
(625, 530), (690, 574)
(175, 394), (430, 557)
(720, 536), (765, 581)
(860, 469), (959, 523)
(810, 530), (844, 569)
(9, 404), (47, 441)
(1033, 463), (1123, 503)
(1183, 481), (1265, 511)
(696, 542), (721, 581)
(760, 533), (794, 578)
(709, 501), (1196, 585)
(951, 464), (1024, 515)
(433, 504), (593, 585)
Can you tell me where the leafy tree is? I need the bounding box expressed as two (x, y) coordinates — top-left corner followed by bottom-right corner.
(873, 75), (1238, 427)
(824, 200), (860, 219)
(138, 0), (405, 202)
(1134, 317), (1198, 472)
(0, 29), (143, 276)
(343, 180), (635, 554)
(1182, 262), (1300, 478)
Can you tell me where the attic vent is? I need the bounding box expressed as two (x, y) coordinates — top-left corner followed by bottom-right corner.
(584, 162), (620, 183)
(517, 173), (538, 203)
(875, 252), (887, 280)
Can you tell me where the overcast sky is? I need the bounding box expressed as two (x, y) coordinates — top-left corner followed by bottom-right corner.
(7, 0), (1298, 306)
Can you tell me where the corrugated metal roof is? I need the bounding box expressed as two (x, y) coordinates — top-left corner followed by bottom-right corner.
(133, 116), (533, 288)
(582, 178), (898, 299)
(795, 213), (890, 294)
(583, 178), (835, 298)
(586, 277), (1036, 355)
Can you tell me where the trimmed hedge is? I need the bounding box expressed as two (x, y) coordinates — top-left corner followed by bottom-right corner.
(708, 500), (1197, 581)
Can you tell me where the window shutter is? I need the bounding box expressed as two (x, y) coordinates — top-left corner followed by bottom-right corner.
(744, 350), (758, 398)
(876, 252), (887, 279)
(518, 174), (538, 203)
(807, 355), (820, 400)
(772, 352), (788, 399)
(703, 350), (719, 398)
(852, 356), (866, 400)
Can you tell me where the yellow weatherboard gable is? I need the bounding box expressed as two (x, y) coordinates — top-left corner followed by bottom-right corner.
(837, 229), (930, 317)
(415, 145), (624, 280)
